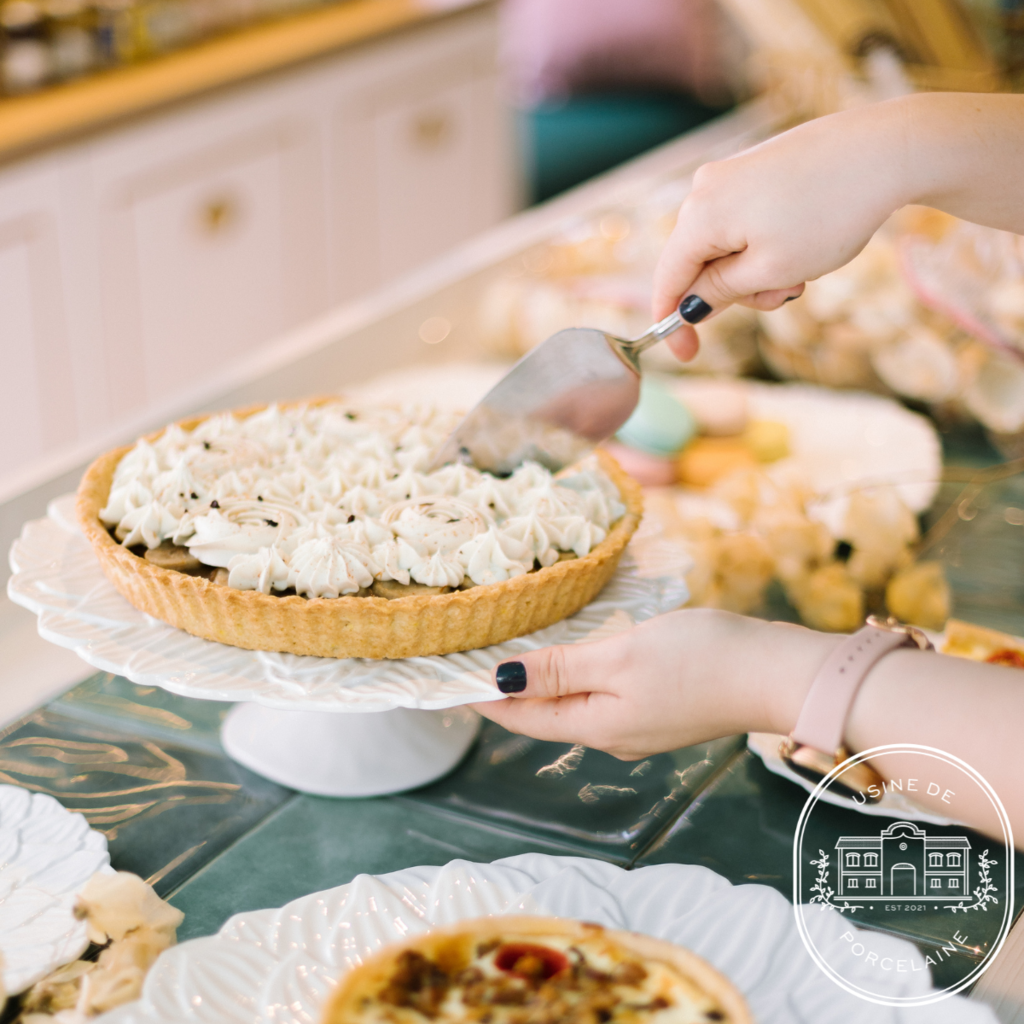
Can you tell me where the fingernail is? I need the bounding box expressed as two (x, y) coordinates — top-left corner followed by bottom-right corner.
(678, 295), (712, 324)
(496, 661), (527, 693)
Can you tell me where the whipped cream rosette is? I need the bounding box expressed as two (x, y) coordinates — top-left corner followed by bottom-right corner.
(77, 400), (642, 659)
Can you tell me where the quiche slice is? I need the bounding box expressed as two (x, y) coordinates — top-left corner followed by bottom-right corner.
(321, 916), (750, 1024)
(76, 401), (643, 660)
(941, 618), (1024, 668)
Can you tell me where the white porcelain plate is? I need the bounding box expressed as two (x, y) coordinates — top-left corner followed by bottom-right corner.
(669, 378), (943, 529)
(746, 733), (960, 826)
(353, 366), (944, 526)
(7, 496), (690, 714)
(98, 853), (993, 1024)
(0, 784), (111, 995)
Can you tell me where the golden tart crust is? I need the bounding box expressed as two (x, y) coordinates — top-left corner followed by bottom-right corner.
(76, 404), (643, 660)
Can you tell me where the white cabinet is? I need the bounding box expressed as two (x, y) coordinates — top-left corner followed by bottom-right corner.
(0, 159), (78, 488)
(329, 16), (515, 296)
(93, 100), (328, 417)
(373, 74), (509, 280)
(0, 1), (515, 500)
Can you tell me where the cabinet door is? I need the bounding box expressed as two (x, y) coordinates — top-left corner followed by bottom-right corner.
(0, 162), (78, 493)
(372, 73), (507, 281)
(94, 104), (328, 419)
(330, 12), (516, 301)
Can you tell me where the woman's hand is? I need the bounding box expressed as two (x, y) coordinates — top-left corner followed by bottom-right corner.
(473, 608), (1024, 841)
(655, 91), (1024, 362)
(654, 100), (914, 361)
(471, 609), (834, 759)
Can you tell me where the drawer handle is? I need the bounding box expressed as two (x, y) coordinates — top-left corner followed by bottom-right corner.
(412, 111), (452, 149)
(199, 195), (238, 235)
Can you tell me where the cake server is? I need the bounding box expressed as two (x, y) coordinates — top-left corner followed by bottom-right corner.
(431, 300), (689, 475)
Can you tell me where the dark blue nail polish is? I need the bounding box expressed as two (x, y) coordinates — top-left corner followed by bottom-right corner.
(678, 295), (712, 324)
(496, 661), (527, 693)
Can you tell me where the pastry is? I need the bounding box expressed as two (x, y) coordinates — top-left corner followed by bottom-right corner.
(15, 872), (182, 1021)
(676, 439), (757, 489)
(941, 619), (1024, 667)
(740, 420), (789, 463)
(77, 401), (642, 660)
(320, 915), (750, 1024)
(669, 378), (748, 438)
(602, 442), (678, 487)
(615, 380), (696, 458)
(885, 561), (950, 632)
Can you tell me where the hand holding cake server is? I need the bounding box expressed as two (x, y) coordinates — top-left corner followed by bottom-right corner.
(474, 92), (1024, 845)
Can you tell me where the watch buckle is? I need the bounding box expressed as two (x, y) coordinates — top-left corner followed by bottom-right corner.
(779, 738), (886, 802)
(866, 614), (934, 651)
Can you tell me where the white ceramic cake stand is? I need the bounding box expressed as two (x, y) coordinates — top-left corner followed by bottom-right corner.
(8, 496), (690, 797)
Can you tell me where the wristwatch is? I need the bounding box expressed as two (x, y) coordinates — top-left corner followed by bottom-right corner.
(779, 615), (933, 801)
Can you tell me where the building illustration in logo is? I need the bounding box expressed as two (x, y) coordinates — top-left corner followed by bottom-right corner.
(836, 821), (970, 898)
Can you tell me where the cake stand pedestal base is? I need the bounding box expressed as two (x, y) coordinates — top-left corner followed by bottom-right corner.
(221, 703), (481, 797)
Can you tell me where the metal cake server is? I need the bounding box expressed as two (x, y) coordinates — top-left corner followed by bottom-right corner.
(431, 301), (688, 475)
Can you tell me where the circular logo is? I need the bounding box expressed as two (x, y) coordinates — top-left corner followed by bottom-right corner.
(793, 744), (1014, 1006)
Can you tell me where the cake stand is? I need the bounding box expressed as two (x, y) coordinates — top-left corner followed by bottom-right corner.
(8, 496), (690, 797)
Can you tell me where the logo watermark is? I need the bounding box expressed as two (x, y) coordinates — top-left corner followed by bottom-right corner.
(793, 744), (1014, 1006)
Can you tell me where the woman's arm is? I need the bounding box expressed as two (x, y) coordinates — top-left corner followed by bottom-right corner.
(654, 91), (1024, 361)
(471, 610), (1024, 841)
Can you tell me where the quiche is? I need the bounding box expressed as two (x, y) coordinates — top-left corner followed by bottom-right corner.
(76, 401), (642, 659)
(941, 618), (1024, 668)
(321, 916), (750, 1024)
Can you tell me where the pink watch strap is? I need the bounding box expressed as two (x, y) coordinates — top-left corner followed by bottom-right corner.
(790, 625), (917, 755)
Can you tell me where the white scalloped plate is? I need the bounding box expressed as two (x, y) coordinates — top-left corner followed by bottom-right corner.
(352, 368), (944, 527)
(98, 853), (992, 1024)
(746, 733), (960, 826)
(0, 784), (111, 995)
(7, 496), (690, 714)
(668, 378), (942, 531)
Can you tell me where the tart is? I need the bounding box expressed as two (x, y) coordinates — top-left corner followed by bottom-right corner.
(320, 915), (750, 1024)
(941, 618), (1024, 668)
(77, 401), (642, 660)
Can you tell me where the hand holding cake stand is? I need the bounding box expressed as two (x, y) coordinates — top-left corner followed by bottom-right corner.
(8, 496), (689, 796)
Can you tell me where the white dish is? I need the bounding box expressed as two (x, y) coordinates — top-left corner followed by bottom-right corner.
(746, 733), (959, 826)
(351, 366), (943, 531)
(8, 495), (689, 715)
(669, 378), (943, 531)
(0, 784), (111, 995)
(8, 495), (689, 794)
(98, 852), (993, 1024)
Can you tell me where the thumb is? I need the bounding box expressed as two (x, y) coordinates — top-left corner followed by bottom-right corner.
(493, 642), (615, 700)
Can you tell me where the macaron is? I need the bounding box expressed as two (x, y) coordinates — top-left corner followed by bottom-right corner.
(603, 441), (678, 487)
(616, 377), (697, 457)
(676, 437), (757, 488)
(675, 379), (749, 437)
(743, 420), (790, 463)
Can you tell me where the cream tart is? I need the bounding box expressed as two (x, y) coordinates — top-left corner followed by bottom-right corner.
(77, 401), (642, 659)
(320, 916), (751, 1024)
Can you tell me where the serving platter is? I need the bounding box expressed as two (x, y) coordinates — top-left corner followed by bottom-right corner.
(10, 496), (687, 714)
(669, 377), (943, 529)
(98, 852), (994, 1024)
(7, 495), (689, 795)
(355, 366), (944, 527)
(0, 784), (111, 995)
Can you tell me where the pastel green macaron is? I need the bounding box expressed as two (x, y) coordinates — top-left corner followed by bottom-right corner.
(615, 377), (696, 457)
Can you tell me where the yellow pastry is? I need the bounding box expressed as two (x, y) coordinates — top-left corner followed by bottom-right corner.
(885, 561), (950, 632)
